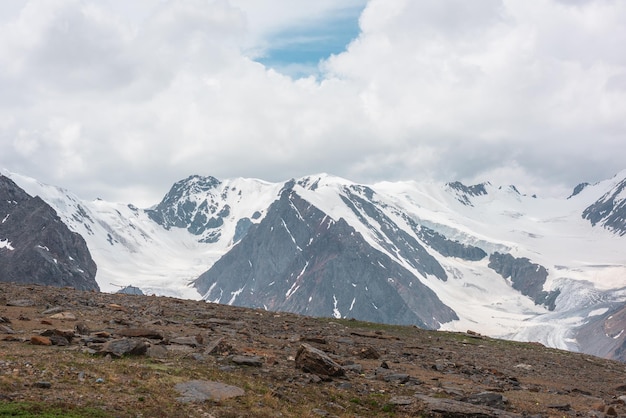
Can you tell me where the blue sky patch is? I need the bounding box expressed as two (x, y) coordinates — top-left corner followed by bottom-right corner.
(255, 6), (364, 78)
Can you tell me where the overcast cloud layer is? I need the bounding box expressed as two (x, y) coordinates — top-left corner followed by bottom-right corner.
(1, 0), (625, 206)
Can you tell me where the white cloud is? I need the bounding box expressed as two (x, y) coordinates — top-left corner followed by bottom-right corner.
(0, 0), (625, 206)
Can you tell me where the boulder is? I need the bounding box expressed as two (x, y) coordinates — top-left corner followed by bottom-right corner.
(295, 343), (344, 377)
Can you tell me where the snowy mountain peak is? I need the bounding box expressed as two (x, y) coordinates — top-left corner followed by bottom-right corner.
(295, 173), (354, 191)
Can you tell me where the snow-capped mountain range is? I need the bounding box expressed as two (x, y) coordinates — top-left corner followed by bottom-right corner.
(2, 168), (626, 360)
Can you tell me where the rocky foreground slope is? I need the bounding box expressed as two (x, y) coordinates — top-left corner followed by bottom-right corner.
(1, 283), (626, 417)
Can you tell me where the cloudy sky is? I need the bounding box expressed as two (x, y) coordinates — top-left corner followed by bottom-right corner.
(1, 0), (625, 206)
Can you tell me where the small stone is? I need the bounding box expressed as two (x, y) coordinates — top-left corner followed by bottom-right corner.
(0, 325), (15, 334)
(95, 378), (105, 384)
(49, 312), (77, 321)
(466, 392), (508, 408)
(146, 344), (168, 359)
(48, 335), (70, 346)
(107, 303), (128, 312)
(30, 336), (52, 346)
(34, 381), (51, 389)
(75, 322), (90, 335)
(358, 346), (380, 359)
(383, 373), (410, 383)
(547, 403), (571, 411)
(42, 306), (65, 315)
(342, 363), (363, 373)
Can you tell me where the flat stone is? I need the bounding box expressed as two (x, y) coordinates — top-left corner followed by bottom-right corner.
(231, 355), (263, 367)
(174, 380), (244, 403)
(30, 335), (52, 346)
(464, 391), (508, 408)
(382, 373), (410, 383)
(7, 299), (35, 307)
(49, 312), (77, 321)
(117, 328), (164, 339)
(170, 336), (201, 347)
(389, 396), (414, 405)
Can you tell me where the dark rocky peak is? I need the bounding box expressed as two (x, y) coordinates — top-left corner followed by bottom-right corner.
(582, 176), (626, 236)
(446, 181), (489, 206)
(151, 175), (221, 211)
(568, 182), (590, 199)
(146, 175), (227, 239)
(194, 189), (457, 329)
(0, 175), (98, 291)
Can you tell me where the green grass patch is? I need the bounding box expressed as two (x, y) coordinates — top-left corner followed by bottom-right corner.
(0, 402), (111, 417)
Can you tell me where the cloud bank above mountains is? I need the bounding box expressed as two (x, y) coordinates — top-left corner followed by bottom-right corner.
(1, 0), (625, 206)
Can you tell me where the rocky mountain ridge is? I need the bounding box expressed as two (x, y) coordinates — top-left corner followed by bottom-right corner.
(2, 169), (626, 363)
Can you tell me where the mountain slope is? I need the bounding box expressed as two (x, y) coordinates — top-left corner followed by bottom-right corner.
(0, 175), (98, 290)
(194, 187), (458, 328)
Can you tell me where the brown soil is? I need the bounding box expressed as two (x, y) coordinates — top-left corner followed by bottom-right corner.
(1, 282), (625, 417)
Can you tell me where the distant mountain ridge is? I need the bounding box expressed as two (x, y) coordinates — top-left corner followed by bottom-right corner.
(2, 168), (626, 361)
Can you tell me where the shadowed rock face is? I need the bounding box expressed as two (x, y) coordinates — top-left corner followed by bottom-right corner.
(488, 252), (559, 310)
(0, 175), (98, 291)
(194, 189), (457, 329)
(582, 177), (626, 236)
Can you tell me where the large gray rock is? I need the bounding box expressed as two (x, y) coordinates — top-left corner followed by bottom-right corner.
(98, 338), (148, 357)
(174, 380), (244, 403)
(295, 343), (344, 377)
